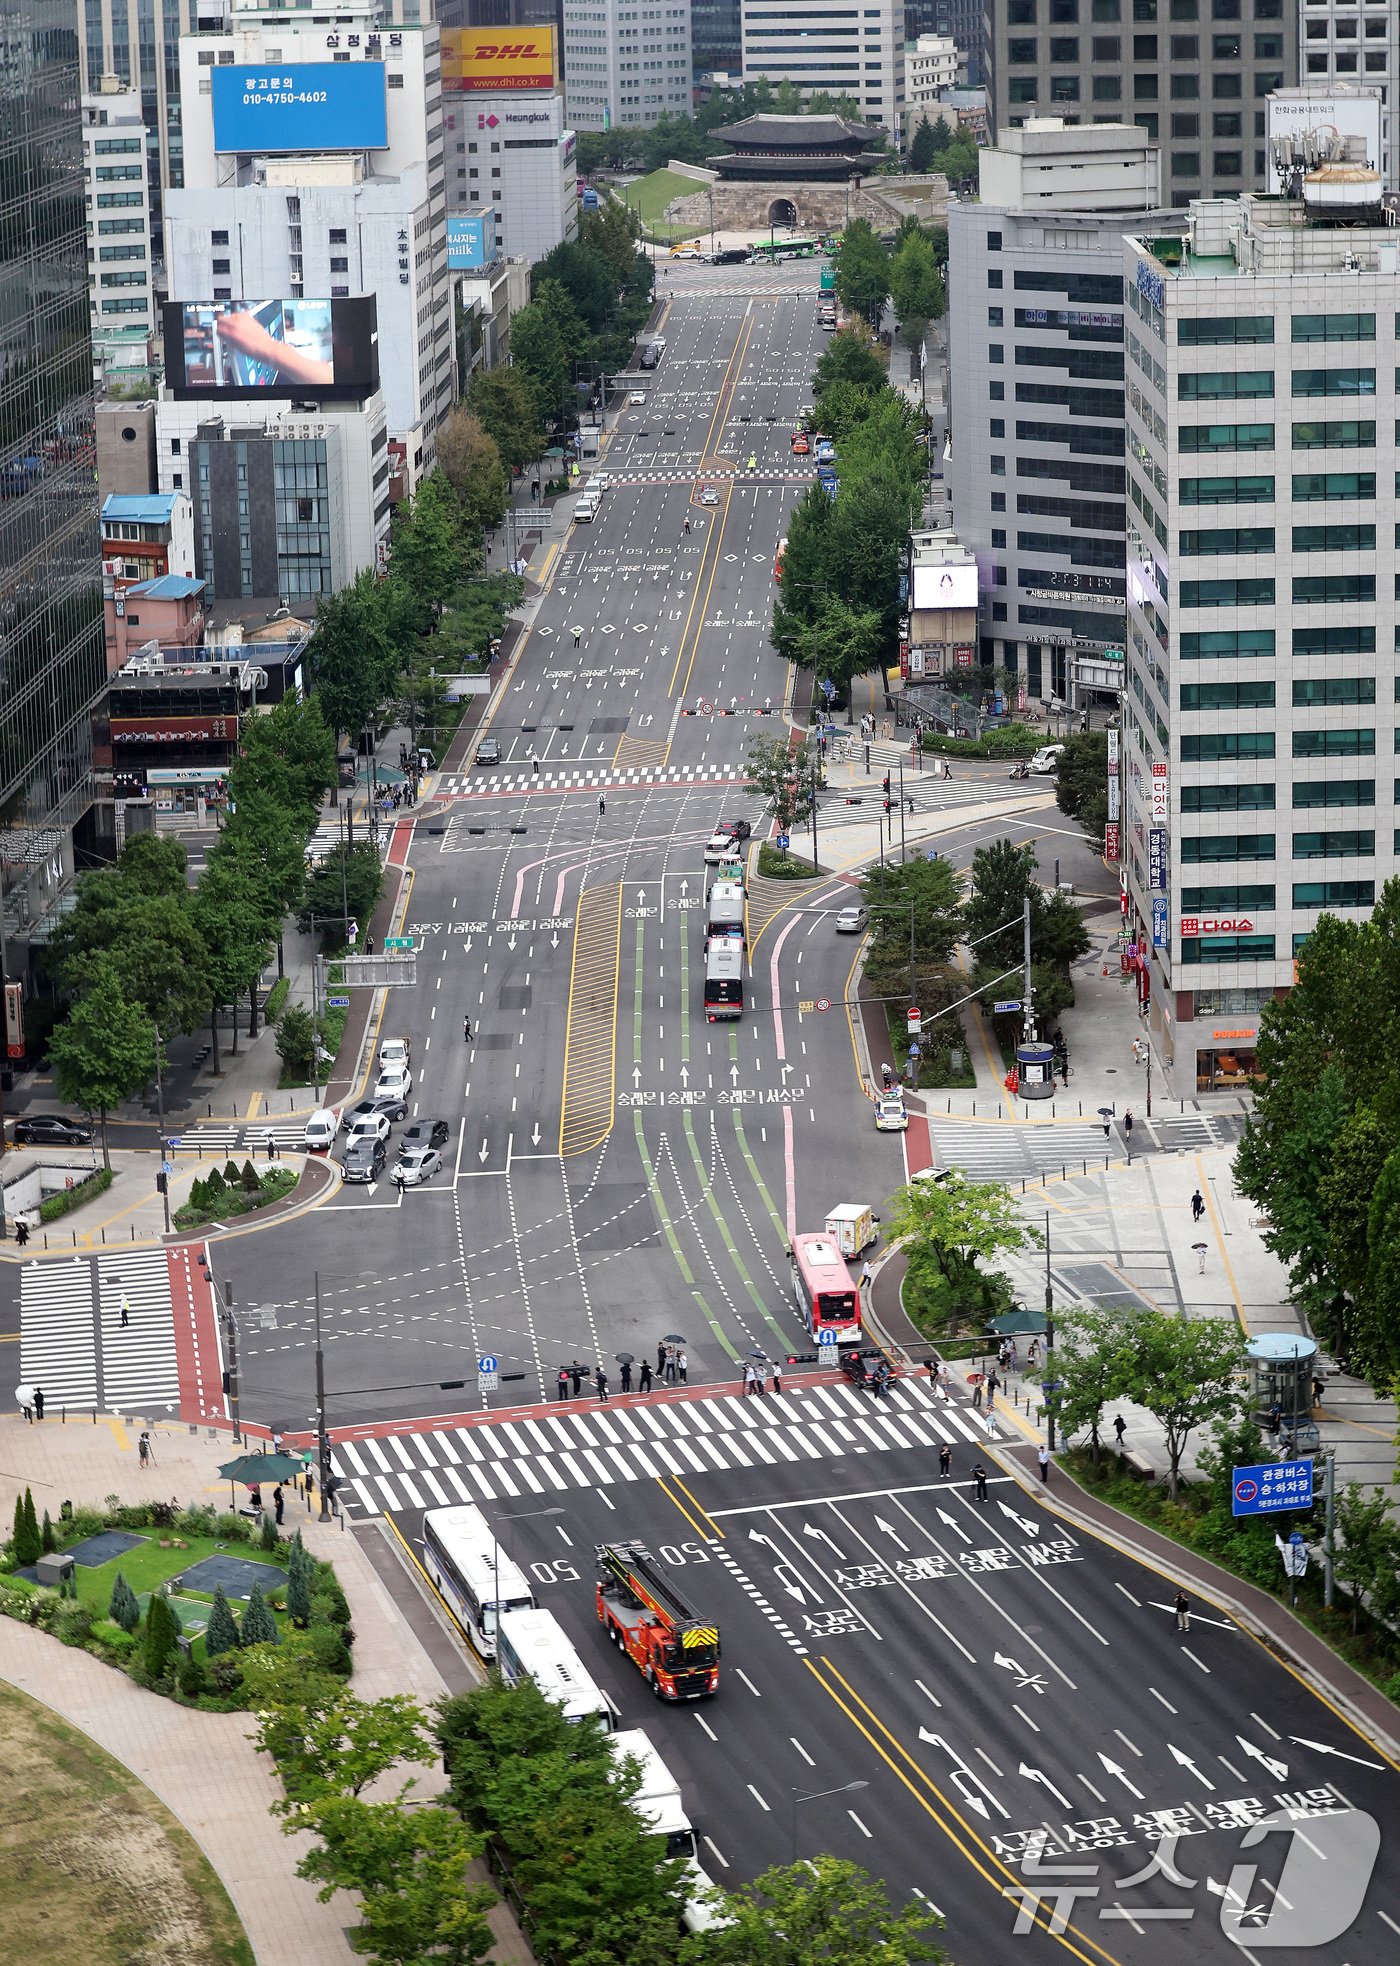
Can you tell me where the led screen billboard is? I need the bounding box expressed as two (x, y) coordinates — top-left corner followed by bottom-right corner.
(912, 563), (978, 611)
(162, 297), (379, 400)
(442, 27), (556, 91)
(211, 62), (388, 153)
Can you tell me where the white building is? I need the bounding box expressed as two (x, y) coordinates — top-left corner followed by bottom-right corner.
(443, 89), (578, 262)
(903, 33), (959, 144)
(1296, 17), (1396, 191)
(948, 122), (1171, 708)
(741, 0), (902, 134)
(167, 9), (452, 472)
(1121, 180), (1400, 1097)
(83, 84), (158, 388)
(563, 0), (694, 132)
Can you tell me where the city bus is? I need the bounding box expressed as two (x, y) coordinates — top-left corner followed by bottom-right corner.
(790, 1232), (862, 1347)
(703, 937), (744, 1021)
(752, 234), (822, 262)
(421, 1503), (537, 1660)
(496, 1605), (618, 1728)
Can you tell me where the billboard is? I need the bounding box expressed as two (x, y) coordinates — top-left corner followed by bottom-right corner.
(443, 27), (556, 92)
(911, 563), (978, 612)
(162, 297), (379, 399)
(446, 213), (495, 270)
(1266, 89), (1382, 194)
(211, 62), (388, 154)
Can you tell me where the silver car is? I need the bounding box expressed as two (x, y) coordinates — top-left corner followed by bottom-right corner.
(835, 905), (869, 933)
(394, 1145), (442, 1187)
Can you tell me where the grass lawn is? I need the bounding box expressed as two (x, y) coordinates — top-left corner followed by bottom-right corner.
(69, 1531), (284, 1605)
(617, 170), (702, 240)
(0, 1681), (255, 1966)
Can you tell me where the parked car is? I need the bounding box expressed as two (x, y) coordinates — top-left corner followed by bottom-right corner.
(375, 1063), (412, 1103)
(791, 434), (810, 455)
(475, 737), (501, 766)
(401, 1118), (450, 1152)
(12, 1114), (92, 1147)
(703, 831), (740, 864)
(342, 1137), (387, 1184)
(874, 1093), (909, 1133)
(394, 1146), (443, 1187)
(835, 905), (869, 933)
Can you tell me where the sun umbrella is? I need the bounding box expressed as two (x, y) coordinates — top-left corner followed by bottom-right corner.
(217, 1450), (307, 1507)
(663, 1333), (686, 1343)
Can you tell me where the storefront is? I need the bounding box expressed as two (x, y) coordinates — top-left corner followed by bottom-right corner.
(145, 766), (229, 817)
(1194, 1029), (1261, 1093)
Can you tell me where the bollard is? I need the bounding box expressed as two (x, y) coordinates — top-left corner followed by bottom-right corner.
(1082, 1160), (1086, 1177)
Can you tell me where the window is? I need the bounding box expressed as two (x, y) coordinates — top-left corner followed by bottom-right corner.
(1180, 732), (1274, 760)
(1214, 150), (1242, 175)
(1094, 74), (1123, 97)
(211, 230), (229, 246)
(1179, 421), (1273, 451)
(1050, 34), (1080, 55)
(1293, 729), (1375, 757)
(1178, 370), (1273, 398)
(1172, 113), (1199, 135)
(1213, 111), (1241, 135)
(1179, 525), (1274, 553)
(988, 269), (1003, 288)
(1181, 833), (1275, 860)
(1293, 312), (1375, 343)
(1292, 626), (1374, 657)
(987, 230), (1002, 250)
(1008, 0), (1036, 18)
(1292, 680), (1376, 712)
(1293, 523), (1375, 552)
(1292, 574), (1375, 604)
(988, 307), (1004, 326)
(1008, 37), (1037, 57)
(1093, 33), (1121, 54)
(1212, 30), (1240, 53)
(990, 344), (1004, 362)
(1182, 885), (1277, 911)
(1179, 577), (1275, 606)
(330, 256), (349, 273)
(1293, 367), (1376, 397)
(1180, 680), (1275, 709)
(1170, 31), (1198, 53)
(1136, 74), (1161, 97)
(1180, 628), (1274, 658)
(1180, 475), (1273, 504)
(1213, 70), (1242, 95)
(1181, 782), (1275, 810)
(1293, 471), (1375, 501)
(1293, 781), (1374, 808)
(329, 228), (347, 244)
(1171, 149), (1200, 172)
(1293, 880), (1375, 907)
(1181, 935), (1275, 962)
(1171, 72), (1201, 96)
(1292, 420), (1375, 449)
(1134, 30), (1157, 51)
(1179, 316), (1273, 346)
(1051, 74), (1081, 98)
(1092, 0), (1120, 15)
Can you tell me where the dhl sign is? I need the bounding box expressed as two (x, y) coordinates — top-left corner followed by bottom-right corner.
(443, 26), (556, 91)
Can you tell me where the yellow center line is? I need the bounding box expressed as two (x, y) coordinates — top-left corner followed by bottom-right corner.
(696, 309), (754, 476)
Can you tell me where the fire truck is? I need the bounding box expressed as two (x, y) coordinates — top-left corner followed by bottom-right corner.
(595, 1540), (720, 1700)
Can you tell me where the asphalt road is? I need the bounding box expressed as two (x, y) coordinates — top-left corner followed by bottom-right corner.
(379, 1407), (1400, 1965)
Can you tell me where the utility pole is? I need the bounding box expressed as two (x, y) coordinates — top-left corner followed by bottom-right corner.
(808, 748), (820, 872)
(152, 1031), (171, 1234)
(223, 1275), (242, 1444)
(315, 1271), (330, 1522)
(898, 758), (907, 862)
(310, 920), (323, 1107)
(1323, 1451), (1335, 1608)
(1021, 894), (1035, 1046)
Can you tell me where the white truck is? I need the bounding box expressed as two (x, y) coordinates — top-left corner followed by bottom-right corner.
(705, 880), (746, 940)
(607, 1728), (699, 1862)
(825, 1202), (878, 1258)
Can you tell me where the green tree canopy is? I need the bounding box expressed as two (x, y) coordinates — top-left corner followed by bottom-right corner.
(908, 115), (937, 173)
(888, 1170), (1039, 1303)
(308, 567), (397, 744)
(889, 229), (946, 350)
(49, 959), (157, 1170)
(685, 1854), (947, 1965)
(744, 733), (819, 835)
(466, 366), (541, 473)
(434, 405), (508, 536)
(812, 329), (886, 401)
(833, 219), (892, 330)
(1052, 729), (1109, 850)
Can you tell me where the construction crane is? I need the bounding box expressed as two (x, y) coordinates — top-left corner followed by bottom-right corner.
(595, 1539), (720, 1700)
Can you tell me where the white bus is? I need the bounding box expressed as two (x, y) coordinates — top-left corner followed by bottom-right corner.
(608, 1728), (699, 1860)
(421, 1503), (537, 1660)
(703, 936), (744, 1021)
(497, 1605), (618, 1728)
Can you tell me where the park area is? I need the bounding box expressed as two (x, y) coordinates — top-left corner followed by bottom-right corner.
(617, 169), (701, 241)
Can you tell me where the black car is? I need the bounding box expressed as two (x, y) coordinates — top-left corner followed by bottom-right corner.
(13, 1114), (93, 1147)
(341, 1138), (387, 1184)
(402, 1118), (450, 1152)
(717, 818), (752, 842)
(475, 737), (501, 767)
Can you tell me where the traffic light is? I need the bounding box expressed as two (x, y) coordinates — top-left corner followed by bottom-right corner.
(883, 798), (892, 813)
(882, 773), (891, 794)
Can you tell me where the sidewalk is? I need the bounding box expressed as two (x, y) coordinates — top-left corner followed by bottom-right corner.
(0, 1413), (532, 1965)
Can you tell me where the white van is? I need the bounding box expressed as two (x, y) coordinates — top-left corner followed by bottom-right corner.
(379, 1037), (411, 1070)
(1029, 744), (1065, 775)
(304, 1109), (338, 1152)
(574, 494), (599, 523)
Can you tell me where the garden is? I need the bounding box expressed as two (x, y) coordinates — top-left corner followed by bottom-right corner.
(1, 1491), (352, 1709)
(175, 1158), (299, 1231)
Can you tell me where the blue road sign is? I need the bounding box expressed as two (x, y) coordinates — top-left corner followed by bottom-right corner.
(816, 1330), (839, 1349)
(167, 1136), (181, 1148)
(993, 999), (1022, 1014)
(328, 994), (350, 1009)
(161, 1160), (174, 1176)
(776, 833), (790, 850)
(477, 1355), (499, 1375)
(820, 678), (836, 699)
(925, 850), (939, 862)
(1232, 1458), (1313, 1516)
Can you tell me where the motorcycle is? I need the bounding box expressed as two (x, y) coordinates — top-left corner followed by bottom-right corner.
(1009, 761), (1030, 780)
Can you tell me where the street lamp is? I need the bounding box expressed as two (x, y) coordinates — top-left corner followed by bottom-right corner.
(791, 1780), (869, 1860)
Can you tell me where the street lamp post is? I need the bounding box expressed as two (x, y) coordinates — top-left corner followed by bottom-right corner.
(791, 1780), (869, 1861)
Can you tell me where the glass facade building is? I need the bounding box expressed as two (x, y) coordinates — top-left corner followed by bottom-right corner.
(0, 0), (106, 968)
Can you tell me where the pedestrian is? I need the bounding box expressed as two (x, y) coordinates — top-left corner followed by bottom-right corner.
(365, 934), (375, 953)
(463, 1015), (473, 1042)
(572, 625), (582, 649)
(305, 1469), (315, 1506)
(532, 753), (541, 777)
(1267, 1400), (1282, 1437)
(639, 1359), (653, 1394)
(620, 1359), (633, 1393)
(595, 1366), (609, 1401)
(531, 480), (539, 502)
(1124, 1108), (1134, 1141)
(677, 1349), (689, 1384)
(558, 1364), (571, 1400)
(33, 1386), (44, 1421)
(1312, 1375), (1324, 1407)
(571, 1360), (585, 1396)
(881, 1062), (894, 1089)
(682, 516), (691, 535)
(138, 1432), (151, 1469)
(273, 1484), (285, 1527)
(598, 794), (606, 816)
(15, 1218), (28, 1247)
(986, 1370), (1000, 1404)
(664, 1344), (678, 1384)
(120, 1296), (130, 1328)
(271, 1429), (285, 1456)
(972, 1377), (983, 1410)
(1113, 1414), (1126, 1447)
(1008, 1339), (1019, 1373)
(743, 1363), (757, 1396)
(972, 1463), (988, 1502)
(1028, 1337), (1040, 1369)
(1037, 1443), (1050, 1484)
(1191, 1189), (1205, 1222)
(249, 1482), (261, 1515)
(1174, 1589), (1191, 1633)
(770, 1359), (783, 1395)
(657, 1340), (667, 1377)
(943, 759), (952, 781)
(939, 1444), (951, 1478)
(753, 1363), (766, 1395)
(861, 1258), (873, 1291)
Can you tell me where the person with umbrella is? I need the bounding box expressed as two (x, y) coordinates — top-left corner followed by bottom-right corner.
(618, 1353), (634, 1393)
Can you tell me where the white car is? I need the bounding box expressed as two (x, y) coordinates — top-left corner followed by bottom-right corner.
(698, 486), (719, 507)
(375, 1062), (412, 1101)
(1029, 745), (1065, 774)
(874, 1093), (909, 1133)
(835, 905), (869, 934)
(394, 1146), (443, 1187)
(670, 245), (703, 260)
(703, 831), (738, 864)
(379, 1037), (410, 1070)
(344, 1110), (391, 1147)
(629, 390), (646, 404)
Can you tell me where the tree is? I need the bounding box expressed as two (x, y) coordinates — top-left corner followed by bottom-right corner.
(889, 230), (946, 351)
(433, 404), (508, 539)
(965, 838), (1038, 973)
(888, 1171), (1039, 1307)
(108, 1572), (141, 1632)
(1053, 1307), (1140, 1461)
(509, 296), (573, 431)
(240, 1583), (280, 1648)
(1333, 1483), (1400, 1634)
(287, 1531), (313, 1628)
(143, 1592), (180, 1680)
(833, 219), (892, 331)
(1112, 1312), (1247, 1499)
(293, 1794), (495, 1966)
(205, 1584), (240, 1657)
(1053, 729), (1109, 849)
(275, 1003), (318, 1084)
(859, 854), (965, 992)
(388, 473), (469, 635)
(309, 568), (396, 745)
(683, 1854), (947, 1965)
(466, 366), (541, 473)
(298, 840), (385, 944)
(234, 693), (338, 828)
(11, 1487), (40, 1567)
(258, 1690), (435, 1807)
(812, 329), (886, 401)
(934, 127), (980, 186)
(744, 734), (818, 836)
(790, 592), (886, 707)
(49, 961), (158, 1170)
(189, 857), (271, 1072)
(908, 114), (937, 173)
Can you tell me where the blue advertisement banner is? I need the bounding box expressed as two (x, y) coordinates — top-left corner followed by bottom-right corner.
(446, 213), (494, 269)
(1151, 896), (1168, 948)
(212, 63), (388, 154)
(1148, 826), (1167, 892)
(1232, 1459), (1313, 1517)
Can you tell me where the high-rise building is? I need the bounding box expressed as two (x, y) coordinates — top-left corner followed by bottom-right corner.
(1120, 181), (1400, 1097)
(905, 0), (981, 86)
(563, 0), (694, 132)
(948, 121), (1171, 703)
(741, 0), (904, 131)
(0, 0), (107, 982)
(1298, 10), (1396, 188)
(441, 27), (578, 261)
(982, 0), (1297, 204)
(905, 32), (961, 141)
(693, 0), (742, 79)
(83, 84), (157, 392)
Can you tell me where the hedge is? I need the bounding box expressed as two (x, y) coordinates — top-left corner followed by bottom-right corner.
(39, 1166), (114, 1223)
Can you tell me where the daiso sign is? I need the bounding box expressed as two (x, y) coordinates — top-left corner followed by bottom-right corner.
(1179, 917), (1254, 937)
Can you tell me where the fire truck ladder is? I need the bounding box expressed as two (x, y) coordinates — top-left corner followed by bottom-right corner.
(596, 1540), (719, 1651)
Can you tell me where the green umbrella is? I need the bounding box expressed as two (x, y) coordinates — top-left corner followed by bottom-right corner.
(217, 1450), (307, 1506)
(986, 1310), (1047, 1337)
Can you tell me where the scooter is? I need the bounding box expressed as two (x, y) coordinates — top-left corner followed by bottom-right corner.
(1009, 761), (1030, 780)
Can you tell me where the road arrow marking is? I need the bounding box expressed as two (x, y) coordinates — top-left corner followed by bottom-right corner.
(680, 1066), (690, 1088)
(478, 1141), (490, 1163)
(1019, 1762), (1070, 1809)
(631, 1065), (642, 1085)
(873, 1516), (909, 1551)
(748, 1529), (808, 1604)
(1168, 1744), (1216, 1790)
(1287, 1736), (1383, 1770)
(1236, 1735), (1288, 1782)
(993, 1651), (1048, 1693)
(802, 1523), (845, 1557)
(936, 1508), (971, 1544)
(998, 1502), (1040, 1536)
(507, 934), (517, 951)
(1097, 1754), (1144, 1799)
(994, 1651), (1025, 1678)
(530, 1124), (541, 1147)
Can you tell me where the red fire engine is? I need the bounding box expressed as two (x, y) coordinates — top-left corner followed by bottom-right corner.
(595, 1540), (720, 1700)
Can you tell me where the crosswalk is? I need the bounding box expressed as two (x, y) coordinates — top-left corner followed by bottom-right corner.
(177, 1122), (306, 1153)
(19, 1249), (179, 1415)
(333, 1374), (993, 1519)
(927, 1120), (1118, 1186)
(436, 764), (746, 796)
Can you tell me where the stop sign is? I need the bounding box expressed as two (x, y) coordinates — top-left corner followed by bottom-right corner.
(907, 1006), (921, 1036)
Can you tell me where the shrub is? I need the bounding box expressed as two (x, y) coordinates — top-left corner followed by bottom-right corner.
(306, 1623), (352, 1678)
(12, 1489), (40, 1568)
(38, 1166), (113, 1222)
(240, 1585), (280, 1648)
(222, 1159), (240, 1185)
(188, 1178), (210, 1212)
(53, 1602), (94, 1649)
(109, 1572), (141, 1632)
(112, 1503), (153, 1530)
(91, 1622), (140, 1665)
(177, 1652), (207, 1699)
(40, 1510), (55, 1554)
(287, 1534), (312, 1628)
(205, 1585), (240, 1657)
(150, 1499), (178, 1529)
(260, 1513), (279, 1554)
(241, 1159), (261, 1192)
(205, 1166), (227, 1198)
(206, 1653), (244, 1699)
(144, 1593), (179, 1681)
(310, 1570), (352, 1627)
(213, 1512), (253, 1542)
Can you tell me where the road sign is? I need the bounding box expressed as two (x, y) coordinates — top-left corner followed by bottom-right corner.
(993, 998), (1022, 1015)
(161, 1160), (174, 1176)
(815, 997), (831, 1012)
(167, 1136), (181, 1149)
(1277, 1530), (1309, 1578)
(477, 1353), (500, 1391)
(327, 994), (350, 1009)
(907, 1006), (921, 1036)
(776, 833), (790, 850)
(817, 1330), (839, 1350)
(384, 935), (414, 951)
(820, 678), (836, 700)
(1232, 1458), (1313, 1516)
(477, 1355), (499, 1374)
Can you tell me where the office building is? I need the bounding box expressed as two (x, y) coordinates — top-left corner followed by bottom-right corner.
(83, 84), (158, 392)
(948, 122), (1172, 705)
(741, 0), (903, 132)
(563, 0), (693, 132)
(442, 29), (577, 261)
(982, 0), (1296, 203)
(0, 0), (108, 989)
(1120, 176), (1400, 1096)
(693, 0), (742, 79)
(905, 34), (961, 142)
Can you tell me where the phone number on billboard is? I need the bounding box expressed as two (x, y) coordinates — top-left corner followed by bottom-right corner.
(237, 90), (330, 105)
